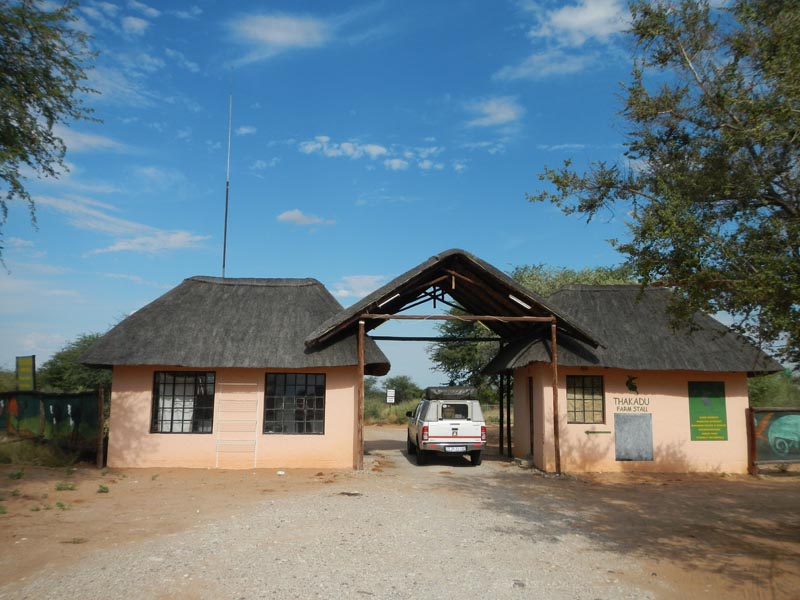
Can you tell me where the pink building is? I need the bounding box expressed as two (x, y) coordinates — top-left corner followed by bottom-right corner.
(82, 277), (388, 469)
(84, 250), (779, 473)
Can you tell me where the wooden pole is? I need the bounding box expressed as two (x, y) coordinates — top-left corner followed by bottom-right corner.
(551, 321), (561, 475)
(498, 375), (504, 456)
(528, 376), (534, 456)
(746, 407), (756, 476)
(506, 374), (512, 457)
(96, 387), (105, 469)
(355, 320), (365, 470)
(39, 397), (45, 438)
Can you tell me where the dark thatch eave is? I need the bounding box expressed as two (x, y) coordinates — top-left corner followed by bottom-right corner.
(484, 285), (781, 376)
(305, 248), (599, 350)
(81, 276), (390, 375)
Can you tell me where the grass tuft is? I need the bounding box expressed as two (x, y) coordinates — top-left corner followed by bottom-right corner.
(0, 437), (80, 467)
(55, 482), (76, 491)
(97, 484), (109, 494)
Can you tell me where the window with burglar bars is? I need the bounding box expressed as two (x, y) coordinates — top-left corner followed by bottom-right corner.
(264, 373), (325, 434)
(566, 375), (605, 424)
(151, 371), (215, 433)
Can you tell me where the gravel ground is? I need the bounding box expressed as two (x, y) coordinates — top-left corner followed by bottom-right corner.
(3, 429), (656, 600)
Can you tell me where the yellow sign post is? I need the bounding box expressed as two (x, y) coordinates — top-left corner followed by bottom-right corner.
(16, 355), (36, 391)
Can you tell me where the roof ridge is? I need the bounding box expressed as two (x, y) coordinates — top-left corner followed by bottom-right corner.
(188, 276), (320, 287)
(557, 284), (646, 290)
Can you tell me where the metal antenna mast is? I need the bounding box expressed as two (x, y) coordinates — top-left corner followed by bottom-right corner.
(222, 93), (232, 278)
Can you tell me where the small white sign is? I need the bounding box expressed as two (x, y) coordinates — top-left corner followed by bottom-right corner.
(386, 389), (396, 404)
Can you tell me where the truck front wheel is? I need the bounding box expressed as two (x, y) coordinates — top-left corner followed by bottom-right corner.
(407, 434), (417, 455)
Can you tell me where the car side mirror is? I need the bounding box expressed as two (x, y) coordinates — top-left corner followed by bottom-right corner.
(405, 411), (412, 417)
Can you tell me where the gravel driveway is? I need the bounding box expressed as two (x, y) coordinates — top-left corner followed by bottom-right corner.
(3, 427), (657, 600)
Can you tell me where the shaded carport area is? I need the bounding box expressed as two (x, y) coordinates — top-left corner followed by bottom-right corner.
(304, 248), (599, 472)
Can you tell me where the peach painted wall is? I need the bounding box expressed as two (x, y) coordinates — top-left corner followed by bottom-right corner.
(513, 364), (751, 474)
(108, 365), (358, 469)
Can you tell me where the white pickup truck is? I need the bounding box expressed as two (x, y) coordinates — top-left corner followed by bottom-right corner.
(406, 386), (486, 466)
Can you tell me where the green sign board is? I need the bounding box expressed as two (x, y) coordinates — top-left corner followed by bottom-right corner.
(16, 355), (36, 391)
(689, 381), (727, 441)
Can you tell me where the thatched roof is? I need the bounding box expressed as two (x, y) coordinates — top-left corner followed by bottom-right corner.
(485, 285), (781, 376)
(305, 248), (598, 350)
(82, 277), (390, 375)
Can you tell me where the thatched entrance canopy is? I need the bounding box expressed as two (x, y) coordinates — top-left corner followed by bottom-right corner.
(305, 248), (598, 351)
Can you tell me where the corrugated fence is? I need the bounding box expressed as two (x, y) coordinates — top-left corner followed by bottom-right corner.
(0, 391), (100, 449)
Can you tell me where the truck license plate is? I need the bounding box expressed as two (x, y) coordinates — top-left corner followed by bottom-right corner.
(445, 446), (467, 453)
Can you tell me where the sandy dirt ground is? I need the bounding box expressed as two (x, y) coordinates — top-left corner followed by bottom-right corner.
(0, 425), (798, 599)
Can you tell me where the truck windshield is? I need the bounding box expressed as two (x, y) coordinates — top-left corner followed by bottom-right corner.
(441, 403), (469, 420)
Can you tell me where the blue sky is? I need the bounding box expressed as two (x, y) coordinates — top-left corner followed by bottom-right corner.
(2, 0), (636, 386)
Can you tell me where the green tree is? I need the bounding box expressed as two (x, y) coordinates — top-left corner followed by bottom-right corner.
(748, 371), (800, 407)
(38, 333), (111, 394)
(427, 264), (634, 395)
(1, 0), (97, 255)
(510, 263), (634, 297)
(427, 312), (498, 390)
(364, 376), (383, 402)
(531, 0), (799, 364)
(381, 375), (422, 403)
(0, 369), (15, 391)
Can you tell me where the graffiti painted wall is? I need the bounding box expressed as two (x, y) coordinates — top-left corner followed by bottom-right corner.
(0, 392), (100, 448)
(751, 408), (800, 463)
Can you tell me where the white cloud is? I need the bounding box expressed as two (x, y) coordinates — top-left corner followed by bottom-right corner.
(362, 144), (389, 159)
(462, 140), (507, 155)
(418, 159), (444, 171)
(531, 0), (626, 47)
(121, 15), (149, 35)
(235, 125), (257, 136)
(170, 6), (202, 20)
(128, 0), (160, 18)
(100, 272), (168, 288)
(228, 14), (331, 65)
(89, 65), (156, 107)
(383, 158), (409, 171)
(298, 136), (448, 173)
(30, 160), (122, 194)
(251, 158), (279, 170)
(466, 96), (525, 128)
(537, 143), (588, 151)
(89, 231), (207, 255)
(8, 237), (34, 248)
(176, 127), (192, 141)
(18, 331), (70, 355)
(276, 209), (334, 226)
(35, 194), (208, 255)
(133, 166), (187, 189)
(118, 52), (164, 73)
(79, 3), (118, 33)
(452, 160), (468, 173)
(331, 275), (387, 299)
(415, 146), (442, 159)
(496, 0), (626, 81)
(298, 136), (388, 160)
(11, 261), (72, 275)
(165, 48), (199, 73)
(53, 125), (127, 153)
(494, 48), (594, 81)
